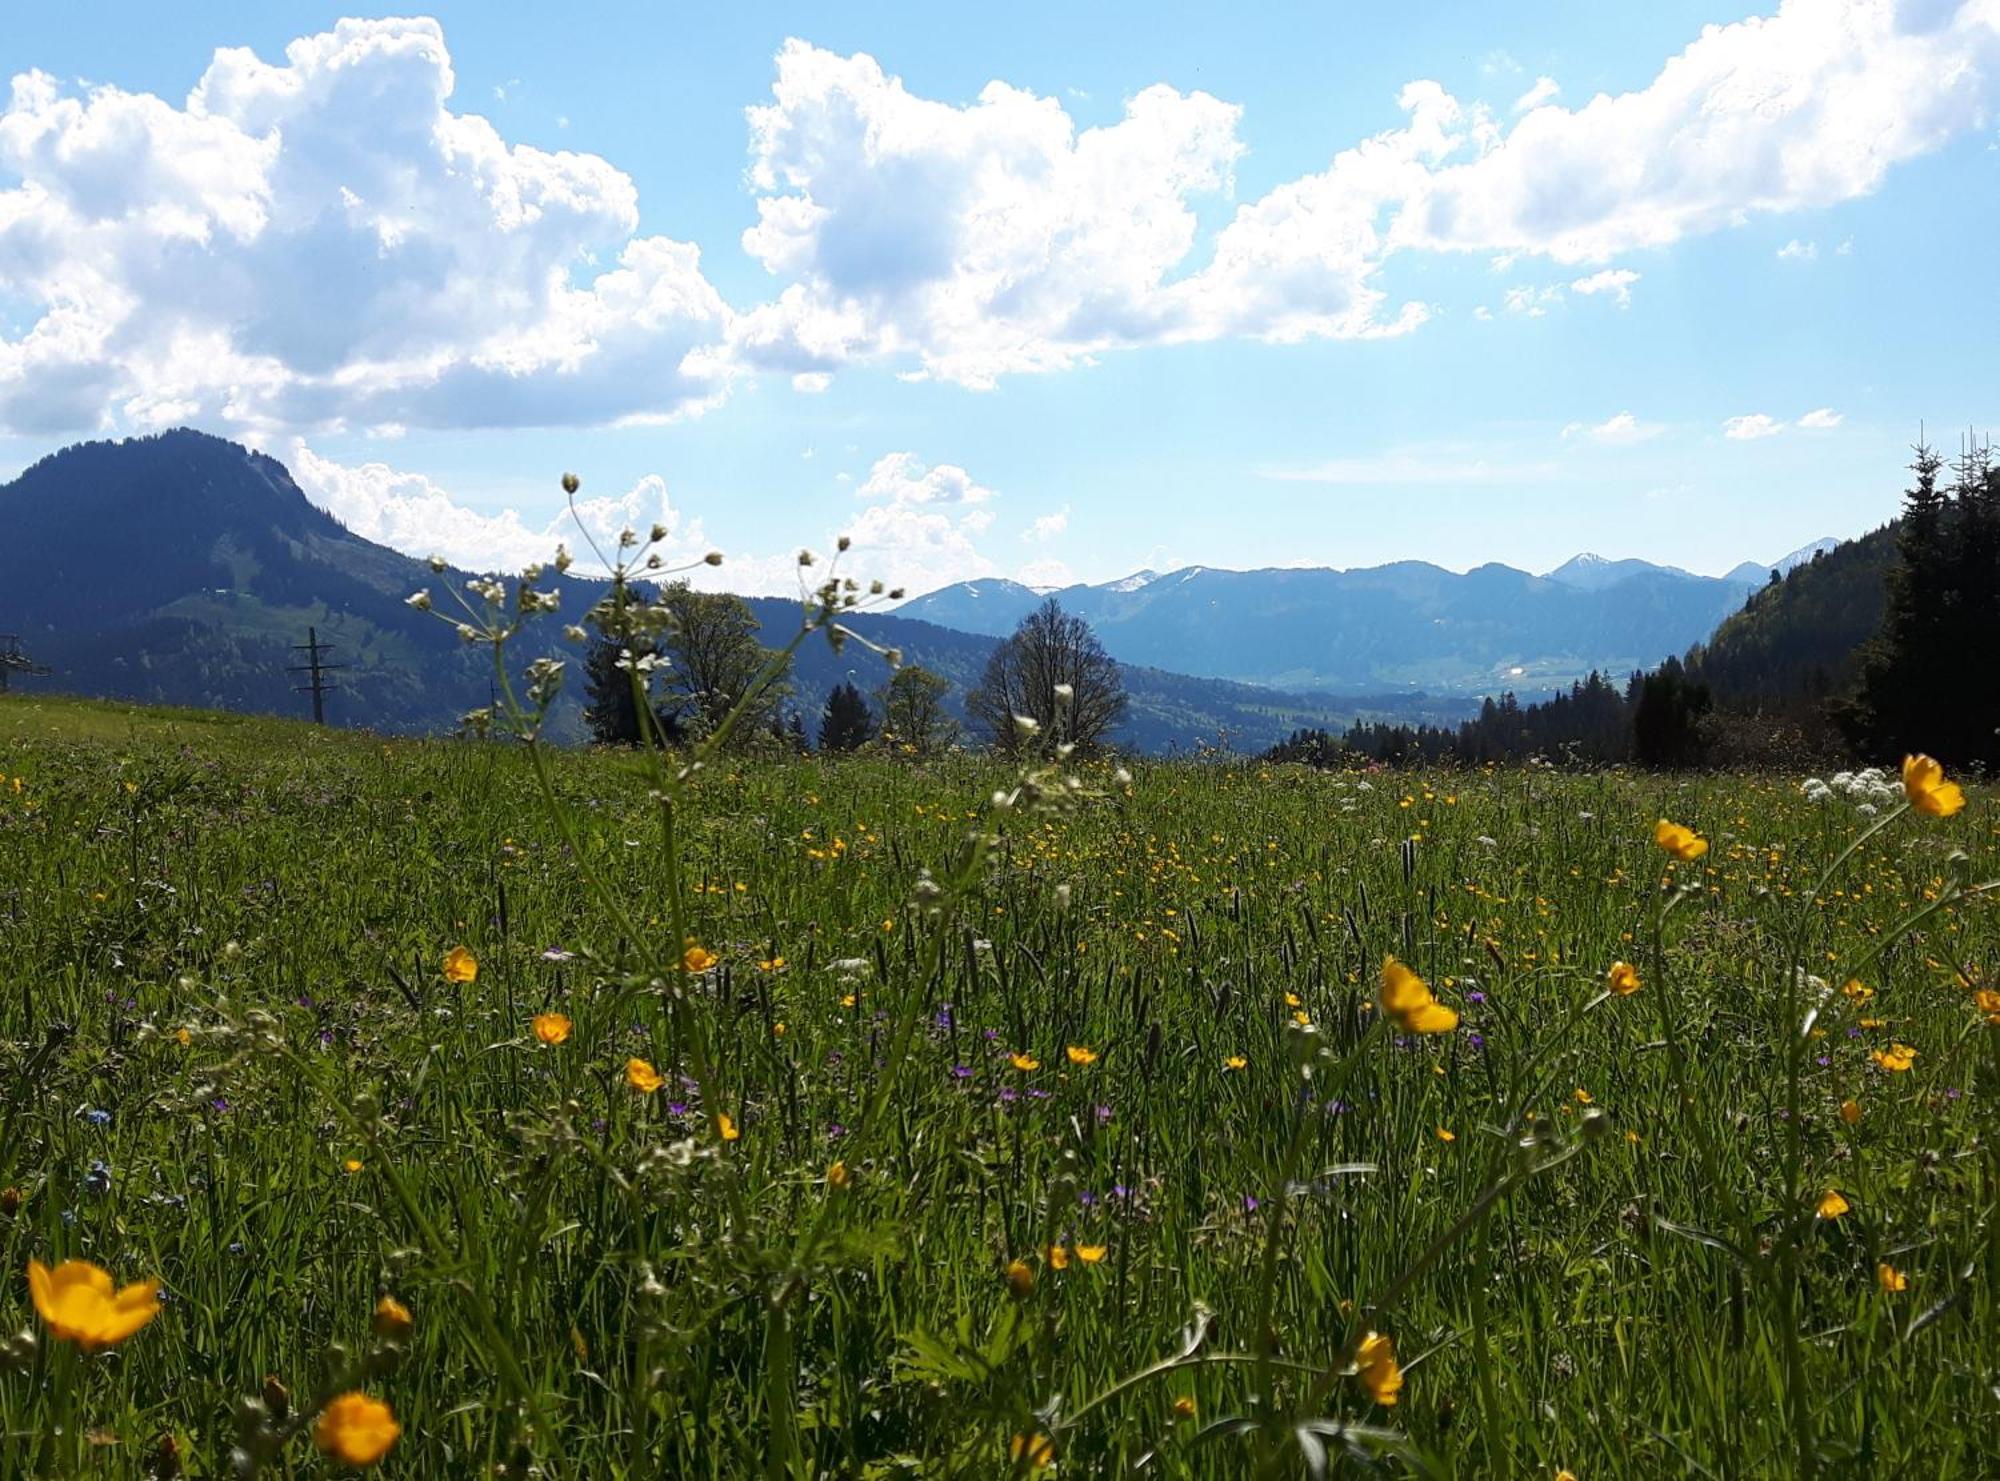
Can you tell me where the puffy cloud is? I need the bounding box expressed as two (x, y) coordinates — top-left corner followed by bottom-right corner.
(13, 2), (2000, 425)
(856, 450), (995, 506)
(1777, 237), (1819, 259)
(738, 39), (1248, 387)
(1023, 505), (1071, 543)
(1393, 0), (2000, 265)
(0, 18), (732, 436)
(1723, 412), (1786, 439)
(738, 3), (2000, 385)
(288, 441), (713, 575)
(833, 451), (1001, 594)
(1570, 267), (1640, 306)
(1797, 406), (1843, 428)
(1562, 411), (1663, 444)
(1513, 76), (1561, 113)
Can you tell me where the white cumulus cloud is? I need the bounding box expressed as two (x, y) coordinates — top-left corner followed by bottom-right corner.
(1562, 411), (1663, 444)
(1023, 505), (1071, 543)
(1723, 412), (1786, 439)
(1570, 268), (1640, 306)
(1797, 406), (1843, 428)
(1513, 76), (1561, 113)
(736, 39), (1249, 388)
(0, 18), (732, 437)
(288, 441), (713, 575)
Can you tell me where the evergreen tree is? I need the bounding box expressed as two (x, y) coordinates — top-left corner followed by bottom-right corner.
(1844, 441), (1976, 761)
(1631, 658), (1712, 768)
(581, 635), (643, 745)
(817, 681), (877, 753)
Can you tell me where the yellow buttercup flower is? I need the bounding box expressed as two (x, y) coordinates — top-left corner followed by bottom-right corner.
(626, 1057), (665, 1093)
(1816, 1189), (1849, 1219)
(717, 1112), (741, 1142)
(1653, 819), (1708, 862)
(1172, 1395), (1197, 1419)
(1876, 1262), (1907, 1292)
(27, 1259), (160, 1350)
(1435, 1126), (1456, 1142)
(1005, 1258), (1034, 1298)
(532, 1012), (572, 1046)
(1870, 1043), (1917, 1073)
(683, 944), (719, 973)
(1223, 1054), (1247, 1071)
(1901, 754), (1965, 818)
(1076, 1243), (1107, 1264)
(1607, 961), (1641, 996)
(1839, 1098), (1861, 1126)
(1065, 1045), (1098, 1066)
(1379, 957), (1458, 1034)
(1010, 1052), (1040, 1072)
(1354, 1330), (1404, 1406)
(1840, 979), (1873, 1002)
(315, 1391), (400, 1467)
(1009, 1432), (1054, 1470)
(1046, 1243), (1070, 1271)
(826, 1160), (849, 1189)
(442, 945), (478, 984)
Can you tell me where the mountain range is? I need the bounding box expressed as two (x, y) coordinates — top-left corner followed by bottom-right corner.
(0, 431), (1472, 754)
(892, 537), (1840, 696)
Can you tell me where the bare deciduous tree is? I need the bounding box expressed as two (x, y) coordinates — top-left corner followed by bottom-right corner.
(966, 598), (1126, 754)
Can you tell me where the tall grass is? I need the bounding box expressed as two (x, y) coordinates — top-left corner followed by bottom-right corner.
(0, 551), (1993, 1475)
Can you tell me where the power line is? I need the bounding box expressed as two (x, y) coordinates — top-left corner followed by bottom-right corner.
(286, 626), (345, 724)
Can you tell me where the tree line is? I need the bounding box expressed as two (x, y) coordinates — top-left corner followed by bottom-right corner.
(581, 591), (1128, 757)
(1263, 434), (1998, 773)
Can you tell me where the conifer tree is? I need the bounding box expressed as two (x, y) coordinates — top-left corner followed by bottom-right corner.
(817, 681), (877, 753)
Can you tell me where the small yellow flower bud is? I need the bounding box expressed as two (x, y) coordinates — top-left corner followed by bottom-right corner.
(372, 1295), (413, 1341)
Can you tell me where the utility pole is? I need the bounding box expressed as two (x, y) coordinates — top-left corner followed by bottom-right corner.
(288, 626), (344, 724)
(0, 634), (52, 695)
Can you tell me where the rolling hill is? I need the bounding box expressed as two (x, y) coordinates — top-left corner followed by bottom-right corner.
(0, 430), (1473, 753)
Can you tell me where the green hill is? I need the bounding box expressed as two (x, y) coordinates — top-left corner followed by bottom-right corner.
(0, 430), (1468, 753)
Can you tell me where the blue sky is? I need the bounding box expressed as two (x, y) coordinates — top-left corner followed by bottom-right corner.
(2, 1), (1996, 592)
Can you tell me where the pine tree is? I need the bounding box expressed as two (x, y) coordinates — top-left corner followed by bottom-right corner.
(582, 635), (643, 746)
(1631, 658), (1711, 767)
(817, 681), (877, 753)
(1845, 441), (1964, 761)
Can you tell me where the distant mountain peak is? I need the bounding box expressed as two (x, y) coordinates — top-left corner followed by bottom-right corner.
(1723, 536), (1842, 586)
(1544, 552), (1697, 590)
(1106, 568), (1159, 592)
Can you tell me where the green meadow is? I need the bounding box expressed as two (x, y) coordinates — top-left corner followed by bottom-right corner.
(0, 690), (1994, 1476)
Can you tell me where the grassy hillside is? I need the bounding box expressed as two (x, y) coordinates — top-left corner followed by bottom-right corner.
(1, 430), (1466, 754)
(0, 691), (1993, 1474)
